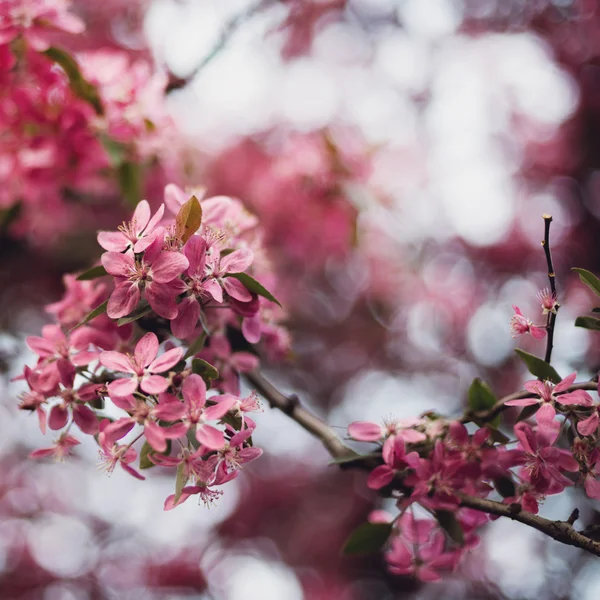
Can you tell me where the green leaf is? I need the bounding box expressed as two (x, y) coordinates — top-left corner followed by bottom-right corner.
(174, 462), (188, 504)
(76, 265), (108, 281)
(99, 134), (128, 166)
(0, 201), (22, 234)
(175, 195), (202, 243)
(341, 522), (392, 556)
(435, 510), (465, 545)
(468, 378), (500, 427)
(328, 451), (366, 465)
(487, 427), (510, 445)
(514, 349), (561, 384)
(183, 332), (207, 360)
(493, 476), (516, 498)
(517, 403), (540, 422)
(117, 162), (142, 208)
(226, 272), (282, 307)
(575, 316), (600, 331)
(191, 358), (219, 383)
(139, 441), (156, 470)
(43, 46), (103, 115)
(573, 268), (600, 298)
(70, 300), (108, 331)
(117, 301), (152, 326)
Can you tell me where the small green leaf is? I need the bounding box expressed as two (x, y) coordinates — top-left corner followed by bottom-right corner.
(174, 462), (188, 504)
(139, 441), (156, 470)
(468, 378), (500, 427)
(487, 427), (510, 445)
(342, 522), (392, 556)
(43, 46), (103, 115)
(517, 403), (540, 422)
(226, 272), (282, 307)
(514, 349), (561, 384)
(573, 268), (600, 298)
(76, 265), (108, 281)
(575, 316), (600, 331)
(183, 332), (207, 360)
(117, 162), (142, 208)
(191, 358), (219, 382)
(175, 195), (202, 243)
(435, 510), (464, 545)
(99, 134), (128, 166)
(117, 301), (152, 326)
(70, 300), (108, 331)
(328, 451), (365, 465)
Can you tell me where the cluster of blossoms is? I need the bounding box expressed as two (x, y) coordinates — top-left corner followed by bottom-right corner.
(346, 286), (600, 581)
(17, 188), (289, 509)
(0, 0), (179, 244)
(509, 288), (559, 339)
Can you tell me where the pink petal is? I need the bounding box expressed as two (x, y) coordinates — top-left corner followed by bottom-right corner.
(242, 316), (261, 344)
(48, 405), (68, 430)
(555, 372), (577, 393)
(101, 251), (134, 277)
(73, 405), (99, 434)
(223, 277), (252, 302)
(348, 421), (382, 442)
(145, 282), (178, 320)
(578, 413), (599, 437)
(183, 235), (207, 275)
(164, 183), (187, 215)
(220, 248), (254, 273)
(140, 375), (169, 395)
(71, 350), (99, 366)
(100, 351), (135, 374)
(231, 352), (259, 372)
(154, 401), (187, 421)
(144, 420), (168, 452)
(97, 231), (128, 252)
(585, 475), (600, 500)
(132, 200), (151, 234)
(505, 398), (540, 407)
(558, 390), (594, 407)
(133, 227), (164, 253)
(151, 252), (189, 283)
(107, 282), (140, 319)
(196, 424), (225, 449)
(26, 336), (54, 357)
(367, 465), (395, 489)
(204, 278), (223, 303)
(182, 374), (206, 408)
(204, 395), (236, 420)
(135, 333), (159, 368)
(104, 419), (135, 444)
(148, 347), (184, 373)
(143, 204), (165, 236)
(171, 296), (200, 339)
(107, 377), (139, 398)
(530, 325), (546, 340)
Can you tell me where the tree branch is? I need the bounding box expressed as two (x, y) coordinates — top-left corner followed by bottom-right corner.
(245, 370), (600, 558)
(542, 214), (558, 364)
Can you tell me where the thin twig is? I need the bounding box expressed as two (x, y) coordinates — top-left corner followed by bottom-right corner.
(245, 370), (600, 558)
(165, 0), (275, 93)
(542, 214), (558, 364)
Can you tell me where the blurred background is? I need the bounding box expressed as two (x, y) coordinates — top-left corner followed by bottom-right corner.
(4, 0), (600, 598)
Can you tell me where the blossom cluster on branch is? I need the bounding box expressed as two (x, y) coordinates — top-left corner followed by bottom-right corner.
(17, 186), (289, 509)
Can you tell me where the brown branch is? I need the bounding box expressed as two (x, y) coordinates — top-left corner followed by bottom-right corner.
(542, 214), (558, 364)
(245, 370), (600, 558)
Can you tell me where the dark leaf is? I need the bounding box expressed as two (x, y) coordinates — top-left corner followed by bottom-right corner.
(468, 378), (500, 427)
(183, 332), (206, 360)
(573, 268), (600, 298)
(575, 316), (600, 331)
(514, 349), (561, 384)
(191, 359), (219, 383)
(70, 300), (108, 331)
(76, 265), (108, 281)
(139, 441), (156, 470)
(117, 162), (142, 208)
(517, 403), (540, 422)
(117, 301), (152, 326)
(494, 476), (516, 498)
(435, 510), (464, 545)
(0, 201), (22, 233)
(175, 195), (202, 243)
(342, 522), (392, 556)
(174, 462), (187, 504)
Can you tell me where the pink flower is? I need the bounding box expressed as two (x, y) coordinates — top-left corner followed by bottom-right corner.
(578, 405), (600, 437)
(30, 433), (80, 461)
(505, 372), (592, 409)
(178, 374), (235, 449)
(18, 365), (52, 433)
(537, 288), (559, 315)
(97, 420), (145, 480)
(367, 436), (419, 490)
(510, 305), (546, 339)
(102, 236), (188, 319)
(348, 417), (427, 458)
(97, 200), (165, 254)
(202, 248), (254, 304)
(100, 332), (183, 398)
(514, 421), (579, 494)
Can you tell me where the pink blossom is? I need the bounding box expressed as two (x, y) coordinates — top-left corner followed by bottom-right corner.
(102, 237), (188, 319)
(505, 372), (592, 409)
(202, 248), (255, 304)
(97, 420), (145, 480)
(100, 332), (183, 398)
(30, 433), (80, 461)
(510, 305), (546, 339)
(367, 436), (419, 490)
(537, 288), (559, 315)
(578, 406), (600, 437)
(97, 200), (165, 253)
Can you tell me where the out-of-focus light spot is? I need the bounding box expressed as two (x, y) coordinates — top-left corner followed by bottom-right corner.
(467, 303), (514, 366)
(212, 555), (304, 600)
(279, 60), (340, 131)
(29, 515), (97, 578)
(314, 22), (372, 65)
(398, 0), (462, 38)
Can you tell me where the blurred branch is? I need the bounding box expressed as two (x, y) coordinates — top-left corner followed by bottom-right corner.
(247, 370), (600, 558)
(542, 214), (558, 364)
(165, 0), (276, 93)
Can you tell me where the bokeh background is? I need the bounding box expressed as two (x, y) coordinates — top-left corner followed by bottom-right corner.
(4, 0), (600, 598)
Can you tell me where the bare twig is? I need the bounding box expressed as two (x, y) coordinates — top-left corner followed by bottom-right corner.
(165, 0), (275, 93)
(245, 370), (600, 558)
(542, 214), (558, 364)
